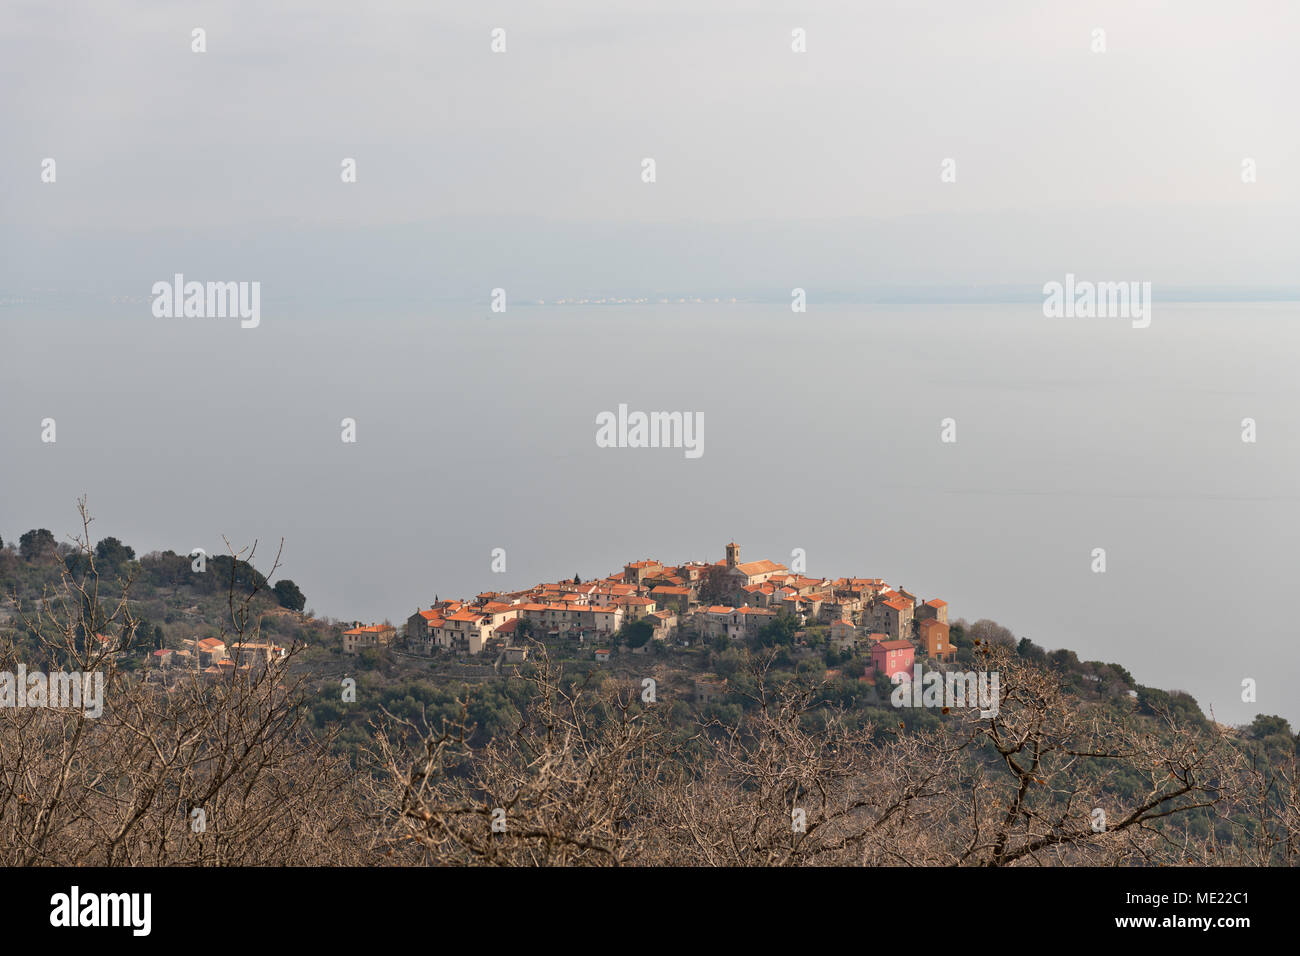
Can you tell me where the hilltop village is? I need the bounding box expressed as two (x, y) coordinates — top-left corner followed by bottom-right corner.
(342, 543), (955, 683)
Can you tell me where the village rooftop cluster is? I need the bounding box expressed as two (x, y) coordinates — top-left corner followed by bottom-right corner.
(344, 543), (954, 683)
(143, 635), (288, 681)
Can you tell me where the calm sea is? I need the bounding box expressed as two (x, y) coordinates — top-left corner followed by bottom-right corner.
(4, 301), (1298, 725)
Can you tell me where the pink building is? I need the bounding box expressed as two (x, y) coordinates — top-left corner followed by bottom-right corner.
(868, 639), (914, 681)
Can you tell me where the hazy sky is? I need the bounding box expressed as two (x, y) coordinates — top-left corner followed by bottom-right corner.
(2, 0), (1298, 296)
(3, 3), (1299, 727)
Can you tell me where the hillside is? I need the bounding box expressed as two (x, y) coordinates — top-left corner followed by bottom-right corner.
(1, 514), (1297, 866)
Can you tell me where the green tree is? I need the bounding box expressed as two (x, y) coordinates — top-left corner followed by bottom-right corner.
(755, 611), (798, 647)
(1048, 648), (1080, 673)
(206, 555), (269, 596)
(1249, 714), (1293, 740)
(1017, 637), (1046, 662)
(94, 536), (136, 567)
(273, 579), (307, 612)
(623, 618), (653, 649)
(19, 528), (56, 561)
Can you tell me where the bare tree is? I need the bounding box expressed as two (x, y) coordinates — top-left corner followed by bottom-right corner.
(3, 504), (1292, 867)
(0, 500), (371, 866)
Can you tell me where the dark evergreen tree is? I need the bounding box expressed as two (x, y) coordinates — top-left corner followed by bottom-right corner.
(19, 528), (56, 560)
(273, 579), (307, 612)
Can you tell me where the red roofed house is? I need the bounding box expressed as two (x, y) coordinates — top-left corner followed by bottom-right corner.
(733, 605), (777, 637)
(436, 610), (494, 655)
(650, 584), (690, 614)
(189, 637), (228, 667)
(916, 599), (949, 625)
(867, 640), (915, 681)
(697, 606), (740, 640)
(494, 617), (522, 641)
(406, 608), (444, 644)
(872, 595), (915, 641)
(648, 609), (677, 642)
(919, 619), (955, 662)
(828, 618), (860, 653)
(229, 641), (287, 669)
(623, 560), (664, 586)
(719, 542), (789, 596)
(613, 595), (657, 621)
(91, 632), (118, 652)
(342, 622), (396, 655)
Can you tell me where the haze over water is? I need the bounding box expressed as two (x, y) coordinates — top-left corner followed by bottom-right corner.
(4, 301), (1297, 726)
(4, 1), (1299, 727)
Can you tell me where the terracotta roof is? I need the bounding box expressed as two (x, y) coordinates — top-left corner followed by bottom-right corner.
(443, 611), (484, 623)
